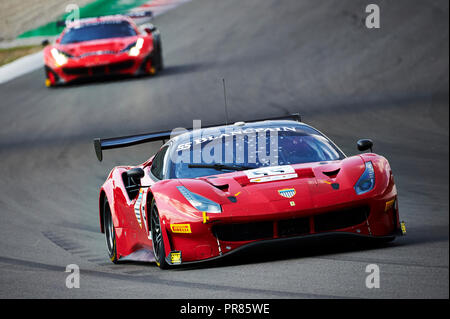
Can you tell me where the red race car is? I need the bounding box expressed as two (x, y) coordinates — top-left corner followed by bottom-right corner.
(93, 114), (406, 269)
(43, 15), (163, 87)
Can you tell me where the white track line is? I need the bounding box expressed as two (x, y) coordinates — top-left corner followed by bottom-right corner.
(0, 50), (43, 84)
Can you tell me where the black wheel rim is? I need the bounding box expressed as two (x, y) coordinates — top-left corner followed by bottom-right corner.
(151, 203), (164, 262)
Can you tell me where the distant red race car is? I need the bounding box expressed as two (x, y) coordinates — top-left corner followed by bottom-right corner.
(93, 114), (406, 269)
(43, 15), (163, 87)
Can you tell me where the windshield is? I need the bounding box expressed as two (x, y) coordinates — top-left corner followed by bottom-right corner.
(168, 124), (345, 179)
(60, 21), (136, 44)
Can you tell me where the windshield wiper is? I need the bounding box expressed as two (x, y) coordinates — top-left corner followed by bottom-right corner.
(188, 164), (254, 172)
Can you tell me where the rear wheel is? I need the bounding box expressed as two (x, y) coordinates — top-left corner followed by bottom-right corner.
(150, 199), (168, 269)
(156, 41), (164, 71)
(104, 198), (118, 263)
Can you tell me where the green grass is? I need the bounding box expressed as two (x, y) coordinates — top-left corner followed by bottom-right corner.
(18, 0), (150, 38)
(0, 45), (42, 67)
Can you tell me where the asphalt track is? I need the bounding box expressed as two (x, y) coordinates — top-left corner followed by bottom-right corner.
(0, 0), (448, 298)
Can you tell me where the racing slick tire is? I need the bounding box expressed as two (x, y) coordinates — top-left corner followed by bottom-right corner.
(142, 56), (158, 76)
(150, 199), (169, 269)
(141, 40), (163, 75)
(156, 41), (164, 71)
(104, 198), (119, 264)
(142, 50), (162, 75)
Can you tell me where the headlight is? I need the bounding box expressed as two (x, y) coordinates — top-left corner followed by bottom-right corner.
(51, 48), (69, 66)
(128, 38), (144, 56)
(177, 186), (222, 213)
(354, 161), (375, 195)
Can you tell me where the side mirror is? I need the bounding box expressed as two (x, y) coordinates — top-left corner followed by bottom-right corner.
(41, 39), (50, 46)
(357, 139), (373, 152)
(144, 24), (157, 34)
(127, 168), (145, 185)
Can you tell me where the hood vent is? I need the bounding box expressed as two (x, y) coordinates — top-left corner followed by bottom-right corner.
(213, 184), (229, 191)
(322, 168), (341, 179)
(204, 178), (230, 192)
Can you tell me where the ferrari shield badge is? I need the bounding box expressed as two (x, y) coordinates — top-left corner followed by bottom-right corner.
(278, 188), (296, 199)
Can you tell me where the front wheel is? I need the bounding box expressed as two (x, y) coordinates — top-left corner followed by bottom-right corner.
(104, 198), (118, 263)
(44, 67), (58, 87)
(150, 199), (168, 269)
(143, 57), (157, 75)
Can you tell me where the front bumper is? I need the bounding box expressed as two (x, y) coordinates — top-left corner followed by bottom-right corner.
(164, 195), (404, 265)
(45, 52), (152, 83)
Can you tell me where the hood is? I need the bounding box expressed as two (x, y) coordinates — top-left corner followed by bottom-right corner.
(182, 156), (367, 222)
(57, 36), (139, 57)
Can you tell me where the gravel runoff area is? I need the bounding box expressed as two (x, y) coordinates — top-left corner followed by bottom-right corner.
(0, 45), (42, 67)
(0, 0), (95, 43)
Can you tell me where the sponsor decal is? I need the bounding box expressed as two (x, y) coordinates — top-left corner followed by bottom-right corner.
(290, 201), (296, 207)
(250, 174), (297, 183)
(141, 190), (148, 232)
(385, 199), (395, 212)
(246, 165), (297, 183)
(227, 196), (237, 203)
(133, 189), (144, 227)
(176, 126), (297, 151)
(169, 251), (182, 264)
(400, 221), (407, 235)
(170, 224), (192, 233)
(320, 179), (340, 190)
(278, 188), (296, 199)
(331, 183), (340, 190)
(202, 212), (210, 224)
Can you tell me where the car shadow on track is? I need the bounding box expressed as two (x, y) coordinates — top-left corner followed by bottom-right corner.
(171, 236), (399, 271)
(48, 63), (210, 88)
(110, 223), (447, 270)
(176, 224), (447, 271)
(157, 63), (210, 78)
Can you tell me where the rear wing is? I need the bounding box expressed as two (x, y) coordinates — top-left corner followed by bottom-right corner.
(56, 11), (153, 27)
(126, 10), (153, 20)
(93, 113), (301, 161)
